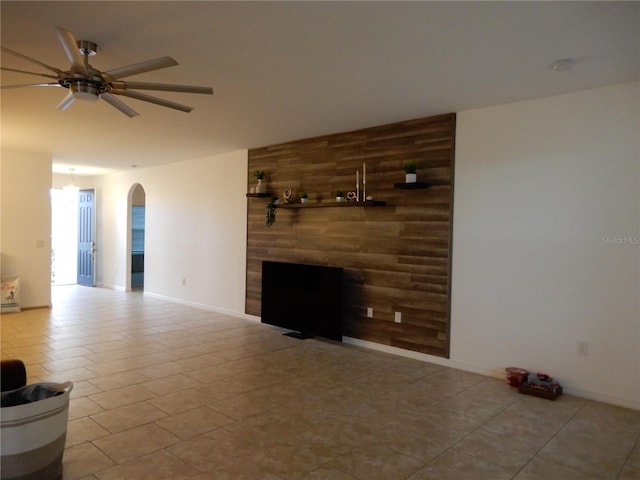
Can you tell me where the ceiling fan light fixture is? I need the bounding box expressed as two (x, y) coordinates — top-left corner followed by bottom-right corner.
(63, 168), (80, 193)
(70, 80), (99, 102)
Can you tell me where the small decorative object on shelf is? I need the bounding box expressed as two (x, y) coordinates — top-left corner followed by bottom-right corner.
(404, 160), (417, 183)
(254, 170), (266, 193)
(335, 190), (345, 202)
(283, 186), (292, 204)
(300, 191), (308, 204)
(346, 191), (357, 202)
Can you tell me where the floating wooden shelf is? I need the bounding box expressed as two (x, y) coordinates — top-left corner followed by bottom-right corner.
(246, 193), (271, 197)
(394, 182), (429, 189)
(278, 200), (387, 208)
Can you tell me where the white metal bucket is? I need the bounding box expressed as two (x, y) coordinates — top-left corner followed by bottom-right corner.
(1, 382), (73, 480)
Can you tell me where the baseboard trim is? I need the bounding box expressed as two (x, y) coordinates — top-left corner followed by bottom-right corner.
(142, 291), (259, 322)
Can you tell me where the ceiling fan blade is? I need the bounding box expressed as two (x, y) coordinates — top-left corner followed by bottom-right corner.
(101, 93), (140, 118)
(1, 46), (66, 76)
(55, 27), (89, 77)
(1, 66), (60, 80)
(112, 89), (193, 113)
(1, 83), (60, 89)
(103, 56), (178, 80)
(112, 81), (213, 95)
(56, 91), (75, 111)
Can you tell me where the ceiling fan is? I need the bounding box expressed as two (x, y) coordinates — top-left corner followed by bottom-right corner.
(0, 26), (213, 117)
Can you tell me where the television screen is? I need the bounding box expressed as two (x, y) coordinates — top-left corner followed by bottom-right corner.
(261, 261), (343, 341)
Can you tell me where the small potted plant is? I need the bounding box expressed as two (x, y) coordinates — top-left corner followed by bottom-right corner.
(335, 190), (345, 202)
(254, 170), (266, 193)
(404, 161), (417, 183)
(300, 191), (308, 204)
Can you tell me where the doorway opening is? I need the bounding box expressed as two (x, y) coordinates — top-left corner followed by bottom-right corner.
(129, 184), (146, 291)
(51, 188), (78, 285)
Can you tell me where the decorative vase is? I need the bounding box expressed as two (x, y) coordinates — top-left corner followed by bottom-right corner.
(405, 173), (417, 183)
(336, 196), (344, 202)
(301, 197), (308, 204)
(256, 179), (266, 193)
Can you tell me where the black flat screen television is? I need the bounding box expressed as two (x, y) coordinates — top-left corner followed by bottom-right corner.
(261, 261), (343, 341)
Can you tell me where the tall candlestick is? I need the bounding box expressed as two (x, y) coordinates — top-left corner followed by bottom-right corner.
(356, 170), (359, 202)
(363, 162), (366, 201)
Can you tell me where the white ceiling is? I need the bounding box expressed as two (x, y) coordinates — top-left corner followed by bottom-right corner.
(1, 1), (638, 176)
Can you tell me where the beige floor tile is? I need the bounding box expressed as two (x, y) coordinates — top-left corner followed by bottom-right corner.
(85, 340), (133, 353)
(148, 387), (212, 415)
(329, 444), (425, 480)
(134, 360), (193, 379)
(87, 370), (152, 391)
(408, 449), (512, 480)
(619, 464), (640, 480)
(155, 405), (233, 439)
(91, 401), (168, 433)
(94, 450), (199, 480)
(86, 358), (146, 377)
(69, 380), (103, 398)
(66, 417), (111, 447)
(627, 441), (640, 469)
(480, 409), (561, 449)
(68, 396), (106, 420)
(92, 424), (181, 464)
(40, 366), (98, 383)
(2, 344), (53, 356)
(450, 429), (538, 474)
(44, 346), (94, 360)
(188, 461), (286, 480)
(140, 373), (202, 396)
(299, 467), (359, 479)
(88, 384), (157, 410)
(84, 348), (138, 363)
(62, 442), (116, 479)
(537, 430), (631, 478)
(210, 391), (277, 419)
(513, 457), (602, 480)
(41, 356), (96, 372)
(168, 428), (258, 472)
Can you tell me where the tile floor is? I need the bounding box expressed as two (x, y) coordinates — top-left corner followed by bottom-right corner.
(1, 285), (639, 480)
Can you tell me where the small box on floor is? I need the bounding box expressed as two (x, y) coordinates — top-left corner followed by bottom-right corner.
(518, 373), (563, 400)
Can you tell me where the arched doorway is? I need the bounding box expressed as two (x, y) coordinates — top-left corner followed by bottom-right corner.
(128, 184), (146, 291)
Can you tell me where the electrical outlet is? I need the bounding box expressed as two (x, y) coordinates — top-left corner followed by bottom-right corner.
(394, 312), (402, 323)
(367, 307), (373, 318)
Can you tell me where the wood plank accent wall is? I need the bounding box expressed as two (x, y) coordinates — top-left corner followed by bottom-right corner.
(246, 113), (456, 358)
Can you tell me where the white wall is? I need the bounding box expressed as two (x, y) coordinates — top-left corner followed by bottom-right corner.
(451, 82), (640, 409)
(0, 149), (52, 308)
(94, 150), (249, 315)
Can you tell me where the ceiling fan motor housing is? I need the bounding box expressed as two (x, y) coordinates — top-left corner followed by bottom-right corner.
(69, 79), (100, 101)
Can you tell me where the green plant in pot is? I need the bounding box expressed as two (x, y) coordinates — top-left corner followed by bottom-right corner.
(265, 196), (278, 227)
(254, 171), (266, 193)
(300, 191), (308, 204)
(404, 160), (417, 183)
(335, 190), (345, 202)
